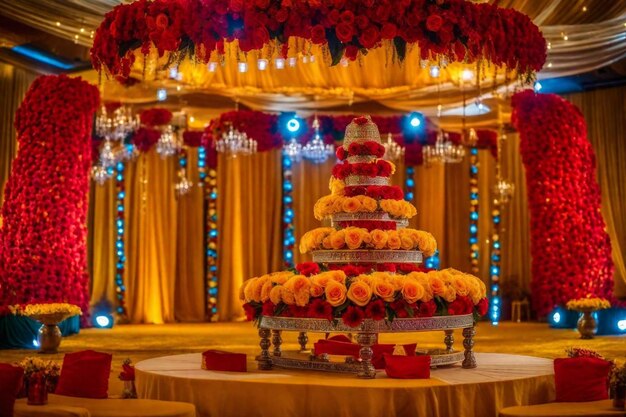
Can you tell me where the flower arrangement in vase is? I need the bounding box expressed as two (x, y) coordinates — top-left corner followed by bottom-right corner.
(12, 303), (82, 353)
(566, 298), (611, 339)
(16, 357), (61, 397)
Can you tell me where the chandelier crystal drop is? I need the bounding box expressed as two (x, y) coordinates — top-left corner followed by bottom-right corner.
(283, 137), (303, 162)
(302, 117), (334, 164)
(215, 125), (257, 157)
(156, 125), (179, 158)
(95, 105), (138, 141)
(423, 131), (466, 165)
(91, 165), (111, 185)
(382, 133), (405, 162)
(99, 140), (117, 167)
(175, 176), (193, 197)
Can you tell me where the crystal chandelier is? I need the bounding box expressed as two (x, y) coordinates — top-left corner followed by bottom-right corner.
(156, 125), (179, 158)
(302, 117), (334, 164)
(423, 131), (466, 165)
(95, 104), (138, 142)
(175, 176), (193, 197)
(283, 138), (303, 162)
(91, 165), (111, 185)
(215, 124), (257, 157)
(383, 133), (405, 162)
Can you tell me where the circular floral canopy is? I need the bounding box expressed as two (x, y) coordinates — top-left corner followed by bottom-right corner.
(91, 0), (547, 82)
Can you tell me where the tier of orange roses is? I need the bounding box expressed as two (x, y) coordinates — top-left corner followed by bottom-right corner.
(299, 227), (437, 257)
(314, 194), (416, 220)
(0, 75), (99, 316)
(332, 159), (395, 180)
(240, 269), (488, 327)
(91, 0), (546, 79)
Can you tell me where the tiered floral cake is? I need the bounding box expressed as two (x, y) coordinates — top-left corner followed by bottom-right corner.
(241, 116), (488, 328)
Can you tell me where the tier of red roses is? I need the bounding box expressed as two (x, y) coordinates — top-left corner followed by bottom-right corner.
(91, 0), (546, 78)
(0, 75), (100, 317)
(140, 107), (173, 126)
(344, 185), (404, 200)
(332, 159), (393, 180)
(337, 220), (396, 231)
(511, 90), (615, 317)
(336, 141), (386, 160)
(244, 295), (487, 328)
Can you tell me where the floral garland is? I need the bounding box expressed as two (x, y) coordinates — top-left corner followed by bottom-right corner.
(336, 141), (386, 160)
(240, 267), (488, 327)
(10, 303), (82, 317)
(300, 227), (437, 256)
(332, 159), (395, 180)
(314, 195), (417, 220)
(139, 107), (173, 126)
(91, 0), (546, 79)
(0, 75), (99, 316)
(566, 298), (611, 311)
(511, 90), (615, 316)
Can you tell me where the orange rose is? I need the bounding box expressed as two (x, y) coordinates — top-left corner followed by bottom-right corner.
(310, 284), (324, 298)
(333, 197), (345, 213)
(329, 177), (345, 196)
(269, 285), (282, 305)
(451, 276), (469, 296)
(443, 286), (457, 302)
(416, 231), (437, 257)
(344, 227), (365, 249)
(428, 272), (446, 296)
(328, 270), (347, 284)
(260, 279), (274, 302)
(401, 279), (425, 304)
(281, 287), (296, 305)
(313, 228), (334, 247)
(408, 272), (434, 302)
(322, 236), (333, 249)
(370, 229), (388, 249)
(347, 280), (373, 306)
(356, 195), (377, 212)
(270, 271), (294, 285)
(285, 275), (311, 307)
(400, 235), (414, 250)
(342, 197), (362, 213)
(312, 270), (346, 287)
(371, 277), (396, 302)
(380, 200), (400, 217)
(386, 231), (401, 250)
(330, 230), (346, 249)
(325, 280), (347, 306)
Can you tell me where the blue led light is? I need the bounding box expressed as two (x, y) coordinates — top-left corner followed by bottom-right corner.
(470, 225), (478, 234)
(470, 212), (478, 221)
(283, 182), (293, 191)
(494, 242), (501, 249)
(406, 178), (415, 187)
(470, 166), (478, 175)
(491, 266), (500, 275)
(209, 229), (218, 238)
(470, 148), (478, 156)
(12, 45), (74, 70)
(469, 237), (478, 244)
(405, 192), (414, 201)
(552, 312), (561, 324)
(118, 191), (126, 199)
(210, 192), (217, 199)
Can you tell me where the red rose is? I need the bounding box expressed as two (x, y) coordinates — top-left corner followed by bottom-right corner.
(155, 13), (169, 29)
(354, 116), (368, 125)
(364, 141), (385, 157)
(358, 26), (380, 49)
(477, 298), (489, 316)
(308, 299), (333, 321)
(355, 15), (369, 30)
(336, 146), (347, 160)
(376, 263), (397, 272)
(380, 23), (397, 40)
(339, 10), (355, 25)
(335, 22), (354, 43)
(344, 44), (359, 60)
(254, 0), (269, 9)
(296, 262), (320, 277)
(311, 24), (326, 44)
(262, 301), (276, 316)
(243, 303), (257, 321)
(275, 7), (289, 23)
(289, 305), (308, 318)
(447, 298), (465, 316)
(391, 300), (410, 318)
(426, 14), (443, 32)
(342, 306), (365, 327)
(418, 300), (437, 317)
(377, 159), (392, 177)
(365, 299), (386, 320)
(140, 108), (173, 126)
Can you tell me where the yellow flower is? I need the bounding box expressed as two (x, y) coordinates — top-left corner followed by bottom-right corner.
(342, 197), (362, 213)
(313, 195), (337, 220)
(401, 201), (417, 218)
(386, 230), (401, 250)
(284, 275), (311, 307)
(325, 281), (347, 306)
(270, 271), (294, 285)
(243, 277), (259, 302)
(299, 231), (315, 253)
(371, 277), (396, 302)
(353, 274), (373, 286)
(329, 177), (345, 196)
(356, 195), (378, 212)
(333, 197), (345, 213)
(401, 278), (425, 304)
(347, 280), (373, 306)
(269, 285), (282, 305)
(18, 303), (81, 317)
(380, 200), (400, 217)
(322, 236), (333, 249)
(415, 231), (437, 257)
(312, 270), (346, 287)
(330, 230), (346, 249)
(443, 285), (457, 303)
(370, 229), (388, 249)
(400, 235), (414, 250)
(451, 276), (469, 297)
(566, 297), (611, 311)
(344, 227), (365, 249)
(313, 227), (334, 247)
(408, 272), (434, 302)
(260, 279), (274, 302)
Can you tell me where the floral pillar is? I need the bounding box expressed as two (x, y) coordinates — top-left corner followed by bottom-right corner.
(511, 90), (614, 317)
(0, 75), (100, 315)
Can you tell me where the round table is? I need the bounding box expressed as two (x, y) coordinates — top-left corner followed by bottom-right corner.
(137, 352), (556, 417)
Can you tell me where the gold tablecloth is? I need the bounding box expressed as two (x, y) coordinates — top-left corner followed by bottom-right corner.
(14, 394), (196, 417)
(136, 352), (556, 417)
(499, 400), (626, 417)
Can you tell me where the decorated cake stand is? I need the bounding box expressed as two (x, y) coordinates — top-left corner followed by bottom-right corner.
(256, 314), (476, 379)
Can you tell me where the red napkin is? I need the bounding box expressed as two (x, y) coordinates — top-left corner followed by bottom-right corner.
(55, 350), (112, 399)
(554, 357), (611, 402)
(0, 363), (24, 417)
(202, 350), (247, 372)
(314, 339), (417, 370)
(384, 354), (431, 379)
(327, 335), (352, 343)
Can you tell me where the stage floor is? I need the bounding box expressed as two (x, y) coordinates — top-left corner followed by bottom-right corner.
(0, 321), (624, 395)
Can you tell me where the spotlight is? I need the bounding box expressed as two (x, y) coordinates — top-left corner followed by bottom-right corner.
(552, 311), (561, 324)
(91, 300), (114, 329)
(95, 315), (111, 328)
(618, 320), (626, 331)
(534, 81), (542, 92)
(548, 306), (578, 328)
(287, 118), (300, 133)
(403, 112), (425, 135)
(429, 65), (440, 78)
(410, 117), (421, 127)
(157, 88), (167, 102)
(33, 338), (40, 348)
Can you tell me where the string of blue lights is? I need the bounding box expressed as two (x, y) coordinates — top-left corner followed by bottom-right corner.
(114, 160), (128, 320)
(489, 202), (502, 325)
(282, 154), (295, 268)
